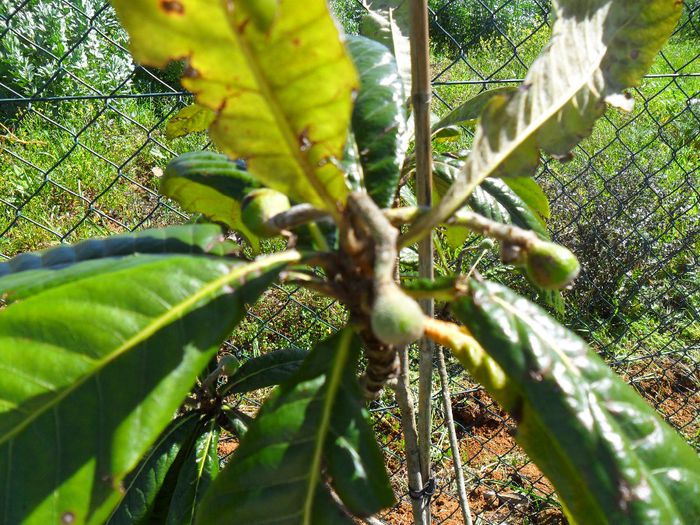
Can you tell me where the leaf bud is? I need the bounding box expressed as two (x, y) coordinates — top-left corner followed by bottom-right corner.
(478, 238), (496, 250)
(218, 354), (241, 376)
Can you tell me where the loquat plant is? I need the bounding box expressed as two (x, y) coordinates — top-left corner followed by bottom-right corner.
(0, 1), (698, 524)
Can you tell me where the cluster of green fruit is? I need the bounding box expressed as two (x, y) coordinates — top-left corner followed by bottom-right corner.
(240, 187), (580, 349)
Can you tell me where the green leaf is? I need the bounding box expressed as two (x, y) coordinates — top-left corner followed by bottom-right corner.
(165, 104), (216, 139)
(222, 347), (309, 395)
(431, 87), (517, 132)
(111, 0), (357, 214)
(401, 275), (463, 302)
(0, 251), (298, 525)
(399, 184), (417, 207)
(444, 225), (471, 250)
(341, 131), (363, 192)
(161, 152), (261, 250)
(431, 125), (462, 143)
(347, 36), (407, 208)
(406, 0), (682, 242)
(325, 352), (395, 516)
(359, 0), (411, 96)
(294, 221), (338, 252)
(0, 224), (231, 301)
(450, 280), (700, 524)
(433, 157), (548, 238)
(503, 176), (550, 222)
(165, 420), (220, 525)
(472, 179), (548, 238)
(537, 287), (566, 316)
(198, 329), (393, 523)
(106, 413), (202, 525)
(399, 246), (419, 269)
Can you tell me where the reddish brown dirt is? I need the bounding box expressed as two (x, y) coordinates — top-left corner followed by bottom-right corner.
(378, 388), (567, 524)
(380, 488), (567, 524)
(618, 359), (699, 440)
(217, 438), (238, 459)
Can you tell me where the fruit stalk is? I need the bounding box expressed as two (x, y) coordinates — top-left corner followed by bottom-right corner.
(266, 204), (331, 232)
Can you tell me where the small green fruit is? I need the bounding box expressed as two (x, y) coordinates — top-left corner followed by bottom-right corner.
(525, 240), (580, 290)
(371, 286), (425, 346)
(241, 188), (291, 237)
(478, 238), (496, 251)
(218, 354), (240, 376)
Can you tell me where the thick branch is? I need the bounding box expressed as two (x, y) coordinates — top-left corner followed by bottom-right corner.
(389, 206), (538, 248)
(279, 270), (345, 301)
(451, 209), (538, 247)
(266, 204), (332, 233)
(384, 205), (429, 226)
(347, 192), (398, 287)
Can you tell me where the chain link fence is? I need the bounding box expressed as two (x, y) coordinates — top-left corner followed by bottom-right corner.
(1, 1), (698, 523)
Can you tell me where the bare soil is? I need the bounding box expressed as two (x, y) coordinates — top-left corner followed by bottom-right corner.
(617, 358), (699, 441)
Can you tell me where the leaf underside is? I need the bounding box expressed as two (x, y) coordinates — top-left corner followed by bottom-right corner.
(408, 0), (682, 239)
(165, 104), (216, 139)
(431, 87), (517, 132)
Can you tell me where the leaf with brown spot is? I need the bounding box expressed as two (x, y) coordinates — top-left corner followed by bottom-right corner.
(111, 0), (358, 216)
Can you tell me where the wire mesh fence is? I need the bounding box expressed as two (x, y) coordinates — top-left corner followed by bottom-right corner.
(1, 0), (698, 523)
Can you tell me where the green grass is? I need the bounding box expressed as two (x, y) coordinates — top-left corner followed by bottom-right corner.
(0, 96), (207, 257)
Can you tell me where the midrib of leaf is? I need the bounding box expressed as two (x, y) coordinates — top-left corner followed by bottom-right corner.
(491, 294), (581, 377)
(230, 23), (340, 219)
(188, 424), (216, 525)
(402, 26), (609, 246)
(0, 250), (300, 446)
(487, 292), (609, 521)
(302, 329), (353, 525)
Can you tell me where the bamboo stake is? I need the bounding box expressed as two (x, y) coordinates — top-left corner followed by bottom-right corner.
(409, 0), (434, 522)
(392, 346), (426, 524)
(436, 347), (474, 525)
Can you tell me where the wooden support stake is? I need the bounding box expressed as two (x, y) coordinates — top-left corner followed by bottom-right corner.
(409, 0), (434, 523)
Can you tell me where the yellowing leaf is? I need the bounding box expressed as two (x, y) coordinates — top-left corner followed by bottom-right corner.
(166, 104), (216, 139)
(111, 0), (358, 215)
